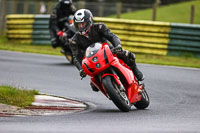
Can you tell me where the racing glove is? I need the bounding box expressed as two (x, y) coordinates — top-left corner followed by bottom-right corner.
(79, 69), (86, 78)
(57, 31), (67, 40)
(113, 45), (122, 53)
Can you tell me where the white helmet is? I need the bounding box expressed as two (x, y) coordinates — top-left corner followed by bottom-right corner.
(59, 0), (72, 5)
(74, 9), (93, 35)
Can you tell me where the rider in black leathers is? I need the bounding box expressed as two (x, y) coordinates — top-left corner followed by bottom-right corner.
(49, 0), (76, 52)
(69, 9), (144, 85)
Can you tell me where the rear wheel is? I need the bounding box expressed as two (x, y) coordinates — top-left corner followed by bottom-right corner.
(65, 54), (73, 64)
(60, 48), (73, 64)
(134, 84), (150, 109)
(102, 76), (131, 112)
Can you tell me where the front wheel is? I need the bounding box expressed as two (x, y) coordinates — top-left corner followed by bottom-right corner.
(102, 76), (131, 112)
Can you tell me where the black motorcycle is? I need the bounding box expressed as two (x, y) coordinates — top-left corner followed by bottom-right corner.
(58, 15), (76, 64)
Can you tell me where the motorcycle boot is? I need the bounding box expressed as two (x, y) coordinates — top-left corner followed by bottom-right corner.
(128, 52), (144, 81)
(130, 65), (144, 81)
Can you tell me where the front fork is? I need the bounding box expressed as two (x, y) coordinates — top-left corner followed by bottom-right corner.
(110, 68), (126, 92)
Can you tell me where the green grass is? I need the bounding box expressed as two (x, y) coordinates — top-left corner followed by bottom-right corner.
(0, 85), (39, 107)
(110, 0), (200, 24)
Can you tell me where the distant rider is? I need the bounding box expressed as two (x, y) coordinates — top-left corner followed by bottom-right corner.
(69, 9), (144, 90)
(49, 0), (76, 51)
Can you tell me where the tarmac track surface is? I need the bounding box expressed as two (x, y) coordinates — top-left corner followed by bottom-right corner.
(0, 50), (200, 133)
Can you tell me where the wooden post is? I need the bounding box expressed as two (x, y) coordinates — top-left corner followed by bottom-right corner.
(47, 0), (55, 14)
(0, 0), (6, 34)
(152, 0), (160, 21)
(12, 0), (18, 14)
(152, 3), (157, 21)
(24, 1), (29, 14)
(36, 1), (41, 14)
(190, 5), (195, 24)
(98, 2), (104, 17)
(77, 1), (85, 9)
(116, 2), (122, 18)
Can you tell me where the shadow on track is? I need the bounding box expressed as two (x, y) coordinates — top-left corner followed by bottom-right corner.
(93, 108), (149, 113)
(46, 62), (74, 67)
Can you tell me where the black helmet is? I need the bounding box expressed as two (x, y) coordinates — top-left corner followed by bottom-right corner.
(59, 0), (72, 5)
(74, 9), (93, 35)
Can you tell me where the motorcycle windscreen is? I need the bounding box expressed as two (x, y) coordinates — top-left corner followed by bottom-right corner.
(85, 43), (102, 58)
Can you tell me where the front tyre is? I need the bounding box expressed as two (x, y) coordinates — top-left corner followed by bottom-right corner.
(102, 76), (131, 112)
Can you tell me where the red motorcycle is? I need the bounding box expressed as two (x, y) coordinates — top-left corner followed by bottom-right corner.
(82, 43), (150, 112)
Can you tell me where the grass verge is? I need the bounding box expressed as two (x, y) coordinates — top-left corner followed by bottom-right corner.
(0, 85), (39, 108)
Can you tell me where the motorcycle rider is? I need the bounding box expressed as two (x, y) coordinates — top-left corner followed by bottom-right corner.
(69, 9), (144, 90)
(49, 0), (76, 53)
